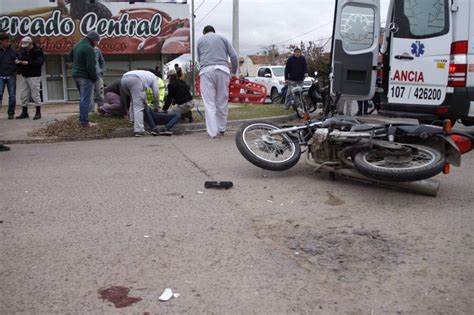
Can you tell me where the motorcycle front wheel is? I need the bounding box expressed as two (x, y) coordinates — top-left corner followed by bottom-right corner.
(235, 121), (301, 171)
(353, 144), (445, 182)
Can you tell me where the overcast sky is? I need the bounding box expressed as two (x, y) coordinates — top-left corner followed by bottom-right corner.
(192, 0), (390, 56)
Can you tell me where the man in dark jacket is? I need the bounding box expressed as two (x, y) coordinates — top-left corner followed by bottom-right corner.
(68, 31), (100, 127)
(163, 69), (194, 122)
(0, 32), (18, 119)
(284, 47), (308, 108)
(15, 36), (45, 120)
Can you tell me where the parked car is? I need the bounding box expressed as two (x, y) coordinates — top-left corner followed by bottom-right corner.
(246, 66), (316, 103)
(246, 66), (285, 102)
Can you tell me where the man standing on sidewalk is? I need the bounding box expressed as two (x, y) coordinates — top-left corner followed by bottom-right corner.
(0, 32), (18, 120)
(91, 46), (106, 112)
(284, 47), (308, 109)
(197, 25), (238, 138)
(15, 36), (44, 120)
(68, 31), (100, 127)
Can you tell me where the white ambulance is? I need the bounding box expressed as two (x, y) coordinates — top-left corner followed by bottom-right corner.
(331, 0), (474, 126)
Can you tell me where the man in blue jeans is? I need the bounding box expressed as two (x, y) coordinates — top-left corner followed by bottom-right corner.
(68, 31), (100, 127)
(144, 106), (181, 136)
(0, 32), (19, 119)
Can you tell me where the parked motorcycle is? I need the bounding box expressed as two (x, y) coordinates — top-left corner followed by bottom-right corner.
(286, 74), (323, 119)
(235, 116), (472, 184)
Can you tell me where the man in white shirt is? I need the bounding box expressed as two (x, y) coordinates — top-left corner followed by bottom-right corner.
(121, 70), (160, 136)
(197, 25), (238, 138)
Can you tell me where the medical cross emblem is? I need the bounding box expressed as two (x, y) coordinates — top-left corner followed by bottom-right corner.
(411, 41), (425, 57)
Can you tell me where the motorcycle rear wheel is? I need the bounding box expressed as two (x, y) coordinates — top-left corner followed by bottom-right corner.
(295, 101), (317, 119)
(235, 121), (301, 171)
(353, 144), (445, 182)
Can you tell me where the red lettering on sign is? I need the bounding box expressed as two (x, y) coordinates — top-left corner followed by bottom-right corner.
(393, 70), (400, 81)
(418, 72), (424, 82)
(391, 70), (425, 82)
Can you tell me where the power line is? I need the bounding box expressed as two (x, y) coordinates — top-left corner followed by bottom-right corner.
(195, 0), (206, 13)
(241, 21), (333, 54)
(196, 0), (223, 26)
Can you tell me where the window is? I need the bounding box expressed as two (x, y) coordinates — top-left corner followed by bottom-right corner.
(272, 67), (285, 77)
(394, 0), (449, 38)
(340, 5), (375, 51)
(257, 68), (268, 77)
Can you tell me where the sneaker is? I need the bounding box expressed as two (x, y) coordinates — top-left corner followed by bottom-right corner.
(158, 128), (172, 136)
(0, 144), (10, 152)
(7, 113), (14, 120)
(134, 131), (149, 137)
(33, 113), (41, 120)
(150, 130), (158, 136)
(219, 131), (225, 136)
(16, 112), (29, 119)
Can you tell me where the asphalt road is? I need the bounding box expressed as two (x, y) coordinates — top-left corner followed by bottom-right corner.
(1, 132), (473, 314)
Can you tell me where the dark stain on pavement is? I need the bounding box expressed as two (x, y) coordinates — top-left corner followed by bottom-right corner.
(324, 191), (345, 206)
(98, 286), (142, 308)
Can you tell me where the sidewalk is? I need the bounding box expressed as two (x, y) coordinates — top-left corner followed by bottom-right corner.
(0, 103), (294, 144)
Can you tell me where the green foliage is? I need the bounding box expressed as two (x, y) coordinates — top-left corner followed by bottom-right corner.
(288, 41), (331, 84)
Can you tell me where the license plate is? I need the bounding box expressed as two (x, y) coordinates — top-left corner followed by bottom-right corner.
(388, 84), (446, 105)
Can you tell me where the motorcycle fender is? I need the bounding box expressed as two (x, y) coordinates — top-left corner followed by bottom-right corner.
(437, 135), (461, 167)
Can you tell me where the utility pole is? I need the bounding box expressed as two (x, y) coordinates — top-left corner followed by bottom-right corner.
(232, 0), (239, 71)
(190, 0), (196, 97)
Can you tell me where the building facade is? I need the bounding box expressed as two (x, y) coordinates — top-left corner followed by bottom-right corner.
(0, 0), (190, 104)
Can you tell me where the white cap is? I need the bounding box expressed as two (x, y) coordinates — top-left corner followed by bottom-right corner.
(20, 36), (32, 48)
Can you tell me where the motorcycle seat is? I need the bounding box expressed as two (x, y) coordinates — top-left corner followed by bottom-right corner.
(350, 124), (385, 133)
(291, 86), (303, 94)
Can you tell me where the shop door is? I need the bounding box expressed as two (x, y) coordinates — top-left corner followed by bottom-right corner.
(44, 55), (66, 102)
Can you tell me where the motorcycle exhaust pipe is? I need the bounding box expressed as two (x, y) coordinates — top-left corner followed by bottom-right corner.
(305, 158), (440, 196)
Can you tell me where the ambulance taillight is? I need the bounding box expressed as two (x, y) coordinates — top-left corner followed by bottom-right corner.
(448, 41), (468, 87)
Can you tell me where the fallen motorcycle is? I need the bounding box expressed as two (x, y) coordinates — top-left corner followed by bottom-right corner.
(235, 116), (472, 194)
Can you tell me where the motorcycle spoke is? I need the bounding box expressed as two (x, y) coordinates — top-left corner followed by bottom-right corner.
(243, 126), (295, 163)
(364, 150), (436, 170)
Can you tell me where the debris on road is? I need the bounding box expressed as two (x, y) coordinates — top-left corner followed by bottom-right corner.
(204, 181), (233, 189)
(159, 288), (174, 301)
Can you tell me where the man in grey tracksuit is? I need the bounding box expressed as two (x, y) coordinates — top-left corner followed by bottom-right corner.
(91, 46), (106, 112)
(121, 70), (160, 136)
(197, 25), (238, 138)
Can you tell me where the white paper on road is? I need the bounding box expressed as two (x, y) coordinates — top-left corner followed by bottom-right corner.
(159, 288), (173, 301)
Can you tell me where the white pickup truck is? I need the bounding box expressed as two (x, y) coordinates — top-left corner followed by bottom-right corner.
(246, 66), (286, 101)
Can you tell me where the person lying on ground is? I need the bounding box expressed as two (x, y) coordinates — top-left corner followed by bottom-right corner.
(143, 105), (181, 136)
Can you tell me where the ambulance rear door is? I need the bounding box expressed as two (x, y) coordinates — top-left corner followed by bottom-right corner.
(331, 0), (380, 100)
(387, 0), (452, 105)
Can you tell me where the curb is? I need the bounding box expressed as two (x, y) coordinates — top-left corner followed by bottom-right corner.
(3, 114), (296, 144)
(110, 114), (296, 138)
